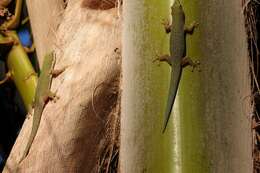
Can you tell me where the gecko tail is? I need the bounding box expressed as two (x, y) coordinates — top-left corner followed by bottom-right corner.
(19, 119), (40, 163)
(19, 138), (31, 163)
(162, 99), (177, 133)
(162, 66), (182, 133)
(162, 109), (173, 133)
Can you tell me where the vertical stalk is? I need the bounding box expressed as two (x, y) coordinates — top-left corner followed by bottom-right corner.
(121, 0), (252, 172)
(121, 0), (179, 172)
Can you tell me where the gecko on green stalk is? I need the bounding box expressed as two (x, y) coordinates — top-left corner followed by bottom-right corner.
(155, 0), (199, 133)
(19, 52), (66, 162)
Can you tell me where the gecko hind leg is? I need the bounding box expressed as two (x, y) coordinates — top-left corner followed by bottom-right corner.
(184, 21), (199, 34)
(26, 104), (34, 119)
(153, 54), (172, 66)
(50, 66), (68, 78)
(44, 91), (59, 103)
(24, 44), (35, 53)
(182, 56), (200, 72)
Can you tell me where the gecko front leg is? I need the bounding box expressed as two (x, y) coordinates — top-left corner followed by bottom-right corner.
(162, 19), (172, 33)
(184, 21), (199, 34)
(50, 66), (68, 78)
(26, 104), (34, 119)
(24, 44), (35, 53)
(153, 54), (172, 66)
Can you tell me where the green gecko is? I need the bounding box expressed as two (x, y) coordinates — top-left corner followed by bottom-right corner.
(156, 0), (199, 133)
(19, 52), (66, 162)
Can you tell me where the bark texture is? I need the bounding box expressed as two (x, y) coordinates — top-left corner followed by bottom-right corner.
(3, 0), (121, 172)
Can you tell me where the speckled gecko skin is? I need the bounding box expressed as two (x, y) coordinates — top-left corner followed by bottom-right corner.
(20, 52), (57, 163)
(157, 0), (199, 133)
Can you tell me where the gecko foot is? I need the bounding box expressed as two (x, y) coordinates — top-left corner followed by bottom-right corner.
(43, 91), (59, 103)
(182, 57), (200, 72)
(191, 60), (201, 72)
(51, 66), (68, 78)
(161, 19), (172, 33)
(24, 44), (35, 53)
(184, 21), (199, 34)
(23, 72), (37, 81)
(26, 107), (33, 119)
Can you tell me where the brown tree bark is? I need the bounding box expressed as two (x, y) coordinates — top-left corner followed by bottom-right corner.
(3, 0), (121, 172)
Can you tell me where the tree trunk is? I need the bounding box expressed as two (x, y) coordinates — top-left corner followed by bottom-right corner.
(120, 0), (252, 172)
(25, 0), (64, 65)
(3, 0), (121, 172)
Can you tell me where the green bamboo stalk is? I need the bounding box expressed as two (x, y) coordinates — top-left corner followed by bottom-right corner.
(5, 31), (37, 111)
(121, 0), (179, 172)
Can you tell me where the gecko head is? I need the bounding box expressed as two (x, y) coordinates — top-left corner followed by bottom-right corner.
(171, 0), (183, 15)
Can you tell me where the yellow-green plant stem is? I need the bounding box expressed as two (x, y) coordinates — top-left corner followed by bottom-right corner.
(121, 0), (180, 172)
(4, 31), (37, 111)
